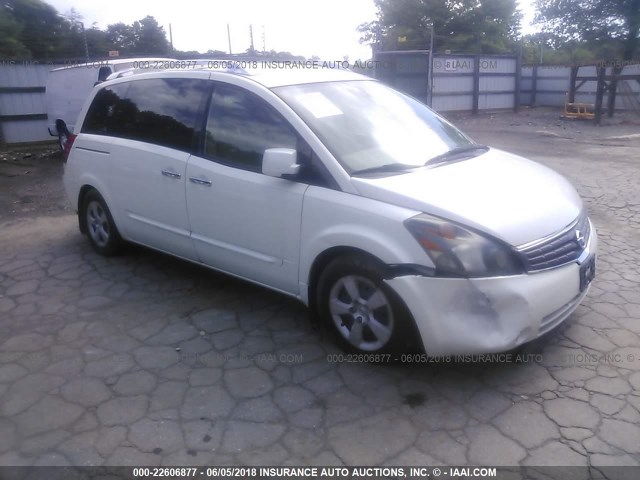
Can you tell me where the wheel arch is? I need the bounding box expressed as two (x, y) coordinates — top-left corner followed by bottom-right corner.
(77, 184), (97, 234)
(75, 179), (123, 238)
(309, 245), (426, 353)
(307, 246), (387, 316)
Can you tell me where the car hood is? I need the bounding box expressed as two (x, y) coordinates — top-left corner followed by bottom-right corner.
(350, 148), (583, 246)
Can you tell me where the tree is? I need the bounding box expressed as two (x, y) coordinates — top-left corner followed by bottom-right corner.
(105, 16), (170, 56)
(130, 16), (170, 55)
(205, 49), (227, 56)
(359, 0), (522, 54)
(535, 0), (640, 60)
(520, 32), (603, 65)
(521, 33), (598, 64)
(84, 25), (112, 57)
(253, 49), (305, 60)
(105, 23), (136, 53)
(0, 2), (171, 59)
(2, 0), (75, 59)
(58, 8), (90, 59)
(0, 4), (30, 58)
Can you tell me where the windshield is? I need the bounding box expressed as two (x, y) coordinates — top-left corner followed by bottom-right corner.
(274, 80), (475, 175)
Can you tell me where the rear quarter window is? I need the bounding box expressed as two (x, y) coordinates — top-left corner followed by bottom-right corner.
(82, 78), (210, 152)
(82, 83), (130, 135)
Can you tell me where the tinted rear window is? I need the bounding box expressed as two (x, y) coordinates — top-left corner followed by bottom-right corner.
(82, 83), (129, 135)
(82, 78), (209, 152)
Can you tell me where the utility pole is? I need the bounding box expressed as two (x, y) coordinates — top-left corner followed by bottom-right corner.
(428, 22), (434, 107)
(80, 22), (89, 62)
(262, 25), (266, 53)
(249, 25), (255, 53)
(227, 24), (232, 54)
(539, 43), (543, 64)
(169, 23), (174, 52)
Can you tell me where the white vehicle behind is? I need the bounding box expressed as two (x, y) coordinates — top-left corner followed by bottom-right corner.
(45, 58), (174, 150)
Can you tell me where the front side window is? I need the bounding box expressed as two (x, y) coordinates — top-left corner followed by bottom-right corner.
(204, 83), (297, 172)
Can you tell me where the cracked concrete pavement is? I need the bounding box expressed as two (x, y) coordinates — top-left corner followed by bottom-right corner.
(0, 108), (639, 467)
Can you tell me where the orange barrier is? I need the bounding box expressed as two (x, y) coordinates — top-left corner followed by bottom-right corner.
(562, 94), (595, 120)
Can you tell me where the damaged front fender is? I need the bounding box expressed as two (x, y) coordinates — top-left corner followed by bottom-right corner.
(385, 262), (582, 356)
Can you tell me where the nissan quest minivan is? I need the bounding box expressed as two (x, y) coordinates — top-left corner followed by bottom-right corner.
(63, 66), (597, 356)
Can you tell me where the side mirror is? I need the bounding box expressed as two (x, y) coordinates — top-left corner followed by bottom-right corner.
(98, 66), (112, 82)
(262, 148), (300, 179)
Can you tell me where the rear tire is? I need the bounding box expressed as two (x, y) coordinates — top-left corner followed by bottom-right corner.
(316, 254), (419, 355)
(81, 190), (123, 256)
(55, 120), (70, 152)
(58, 132), (69, 152)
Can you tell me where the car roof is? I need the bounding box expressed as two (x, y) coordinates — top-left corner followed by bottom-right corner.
(98, 63), (371, 89)
(238, 67), (369, 88)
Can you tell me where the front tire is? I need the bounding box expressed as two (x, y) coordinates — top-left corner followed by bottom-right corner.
(316, 254), (418, 354)
(81, 190), (123, 256)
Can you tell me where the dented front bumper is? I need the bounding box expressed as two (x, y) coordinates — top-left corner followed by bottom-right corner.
(386, 231), (597, 356)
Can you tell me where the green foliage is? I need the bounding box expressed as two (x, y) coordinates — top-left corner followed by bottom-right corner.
(0, 4), (30, 58)
(1, 0), (171, 60)
(535, 0), (640, 60)
(359, 0), (522, 54)
(130, 16), (170, 55)
(2, 0), (73, 58)
(523, 45), (593, 65)
(255, 49), (306, 60)
(205, 49), (228, 56)
(84, 26), (112, 56)
(103, 16), (170, 56)
(1, 0), (299, 61)
(105, 23), (135, 53)
(521, 33), (598, 64)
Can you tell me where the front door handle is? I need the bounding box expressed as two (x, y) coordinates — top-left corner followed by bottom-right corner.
(189, 177), (212, 186)
(162, 169), (182, 179)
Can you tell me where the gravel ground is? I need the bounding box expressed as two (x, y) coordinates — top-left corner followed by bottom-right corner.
(0, 107), (639, 468)
(0, 147), (69, 225)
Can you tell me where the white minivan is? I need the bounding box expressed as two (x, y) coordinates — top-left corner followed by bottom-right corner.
(63, 67), (597, 356)
(46, 58), (173, 150)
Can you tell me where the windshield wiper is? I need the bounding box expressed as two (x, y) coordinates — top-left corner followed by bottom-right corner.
(351, 163), (417, 176)
(425, 144), (489, 166)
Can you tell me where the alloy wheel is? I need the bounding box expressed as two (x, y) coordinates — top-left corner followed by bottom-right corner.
(86, 200), (110, 248)
(328, 274), (394, 351)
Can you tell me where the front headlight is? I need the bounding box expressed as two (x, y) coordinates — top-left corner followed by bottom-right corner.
(404, 214), (523, 277)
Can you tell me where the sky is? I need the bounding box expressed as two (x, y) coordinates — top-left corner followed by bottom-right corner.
(46, 0), (538, 60)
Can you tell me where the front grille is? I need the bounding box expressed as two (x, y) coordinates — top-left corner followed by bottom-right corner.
(517, 213), (591, 272)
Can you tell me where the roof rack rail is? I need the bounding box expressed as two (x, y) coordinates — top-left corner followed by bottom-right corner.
(189, 59), (252, 75)
(101, 59), (252, 82)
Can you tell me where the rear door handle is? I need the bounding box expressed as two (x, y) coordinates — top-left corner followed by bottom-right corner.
(189, 177), (212, 186)
(162, 169), (182, 179)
